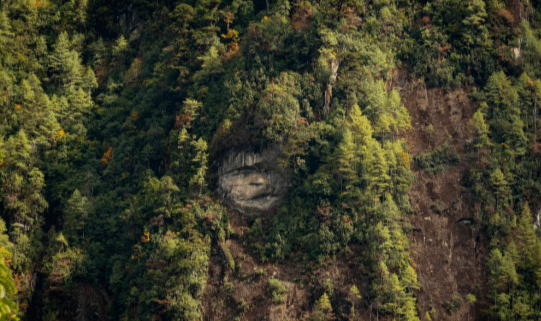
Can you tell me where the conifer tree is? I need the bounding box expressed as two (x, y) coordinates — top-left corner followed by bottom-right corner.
(505, 242), (519, 266)
(347, 103), (373, 146)
(401, 265), (420, 291)
(373, 222), (392, 261)
(485, 72), (527, 158)
(516, 203), (536, 263)
(488, 248), (519, 292)
(335, 127), (357, 194)
(317, 292), (332, 313)
(18, 74), (60, 147)
(49, 32), (83, 87)
(470, 105), (491, 157)
(190, 138), (208, 194)
(363, 79), (410, 140)
(64, 189), (92, 241)
(112, 35), (128, 59)
(531, 242), (541, 291)
(461, 0), (490, 48)
(0, 131), (47, 239)
(489, 168), (508, 210)
(360, 139), (390, 202)
(0, 12), (13, 56)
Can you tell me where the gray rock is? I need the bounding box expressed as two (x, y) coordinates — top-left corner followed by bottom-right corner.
(534, 208), (541, 230)
(217, 147), (289, 213)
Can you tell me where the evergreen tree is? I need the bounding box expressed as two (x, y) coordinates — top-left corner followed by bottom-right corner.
(516, 203), (536, 263)
(190, 137), (208, 194)
(470, 105), (491, 156)
(64, 189), (92, 242)
(360, 139), (390, 202)
(49, 32), (83, 87)
(489, 168), (508, 210)
(531, 242), (541, 291)
(17, 74), (60, 147)
(401, 264), (420, 291)
(0, 247), (18, 321)
(461, 0), (490, 48)
(335, 127), (357, 195)
(347, 103), (373, 146)
(255, 72), (301, 143)
(112, 35), (128, 59)
(0, 131), (47, 240)
(485, 72), (527, 158)
(488, 248), (519, 292)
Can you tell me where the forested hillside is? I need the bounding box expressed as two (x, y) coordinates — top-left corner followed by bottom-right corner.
(0, 0), (541, 320)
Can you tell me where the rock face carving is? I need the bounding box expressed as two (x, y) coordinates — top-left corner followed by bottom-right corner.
(217, 147), (289, 213)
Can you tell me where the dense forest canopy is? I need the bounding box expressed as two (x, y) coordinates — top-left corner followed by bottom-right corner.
(0, 0), (540, 320)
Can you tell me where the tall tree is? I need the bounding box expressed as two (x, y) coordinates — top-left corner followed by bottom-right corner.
(64, 189), (92, 242)
(335, 127), (357, 194)
(516, 203), (536, 263)
(189, 137), (208, 194)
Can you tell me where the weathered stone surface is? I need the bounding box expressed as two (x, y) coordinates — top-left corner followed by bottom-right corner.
(534, 208), (541, 229)
(217, 147), (289, 213)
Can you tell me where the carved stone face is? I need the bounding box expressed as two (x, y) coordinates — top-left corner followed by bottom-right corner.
(218, 148), (288, 213)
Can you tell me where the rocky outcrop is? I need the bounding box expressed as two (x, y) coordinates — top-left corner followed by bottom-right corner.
(217, 147), (289, 213)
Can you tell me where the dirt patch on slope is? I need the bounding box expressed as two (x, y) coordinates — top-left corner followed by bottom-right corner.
(401, 82), (474, 156)
(202, 208), (311, 321)
(202, 208), (390, 321)
(398, 81), (490, 320)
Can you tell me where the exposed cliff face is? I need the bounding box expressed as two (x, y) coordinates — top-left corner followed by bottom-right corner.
(400, 82), (489, 320)
(217, 147), (289, 213)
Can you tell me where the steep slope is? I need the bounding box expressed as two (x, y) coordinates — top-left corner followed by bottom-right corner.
(400, 81), (489, 320)
(202, 208), (378, 321)
(202, 79), (492, 321)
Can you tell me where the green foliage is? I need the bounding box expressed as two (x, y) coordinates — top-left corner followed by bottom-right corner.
(470, 106), (491, 153)
(317, 292), (332, 311)
(268, 278), (288, 304)
(43, 233), (86, 288)
(403, 0), (506, 87)
(414, 143), (460, 174)
(0, 232), (18, 321)
(64, 189), (92, 243)
(189, 137), (208, 194)
(350, 285), (361, 299)
(7, 0), (524, 319)
(443, 292), (463, 314)
(255, 72), (301, 143)
(254, 267), (265, 277)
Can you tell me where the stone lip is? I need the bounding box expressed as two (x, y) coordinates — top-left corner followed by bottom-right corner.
(217, 147), (289, 214)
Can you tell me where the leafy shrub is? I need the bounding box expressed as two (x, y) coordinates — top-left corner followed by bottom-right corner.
(247, 218), (263, 239)
(268, 278), (288, 304)
(414, 143), (460, 173)
(444, 292), (463, 314)
(254, 267), (265, 277)
(237, 298), (249, 313)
